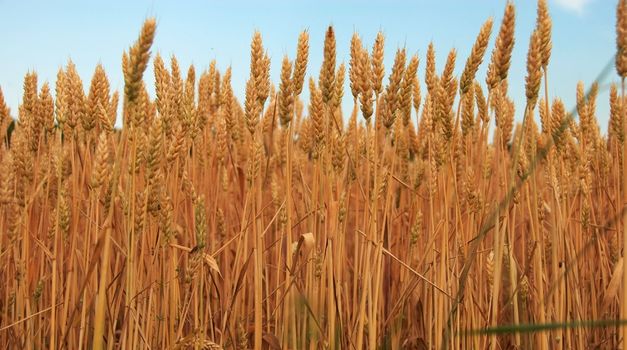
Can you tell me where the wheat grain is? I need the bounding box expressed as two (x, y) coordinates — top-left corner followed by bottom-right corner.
(617, 0), (627, 77)
(487, 2), (516, 90)
(460, 18), (493, 94)
(371, 31), (385, 95)
(293, 30), (310, 96)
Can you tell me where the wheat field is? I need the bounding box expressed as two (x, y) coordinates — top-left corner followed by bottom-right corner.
(0, 1), (626, 349)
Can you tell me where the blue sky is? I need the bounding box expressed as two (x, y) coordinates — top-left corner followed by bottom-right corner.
(0, 0), (619, 131)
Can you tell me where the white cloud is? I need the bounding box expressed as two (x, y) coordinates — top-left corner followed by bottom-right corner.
(553, 0), (593, 15)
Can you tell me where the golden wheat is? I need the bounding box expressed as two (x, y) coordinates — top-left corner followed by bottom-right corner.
(1, 2), (627, 349)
